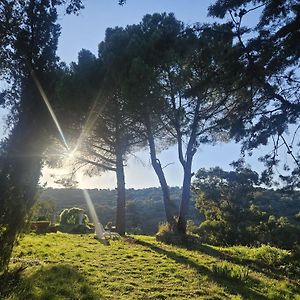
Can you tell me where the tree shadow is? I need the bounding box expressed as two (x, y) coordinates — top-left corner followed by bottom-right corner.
(193, 244), (286, 281)
(131, 238), (268, 300)
(154, 236), (293, 281)
(1, 264), (100, 299)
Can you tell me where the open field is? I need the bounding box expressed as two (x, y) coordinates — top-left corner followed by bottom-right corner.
(1, 233), (299, 299)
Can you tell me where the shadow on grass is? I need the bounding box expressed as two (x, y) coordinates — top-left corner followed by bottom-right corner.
(132, 238), (268, 300)
(1, 264), (100, 300)
(194, 244), (286, 280)
(185, 243), (299, 282)
(155, 236), (294, 281)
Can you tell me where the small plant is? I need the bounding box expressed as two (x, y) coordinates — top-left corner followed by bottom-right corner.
(156, 222), (183, 245)
(156, 222), (199, 246)
(157, 222), (172, 235)
(212, 262), (249, 282)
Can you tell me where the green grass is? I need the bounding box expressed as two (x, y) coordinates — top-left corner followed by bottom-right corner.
(1, 233), (299, 299)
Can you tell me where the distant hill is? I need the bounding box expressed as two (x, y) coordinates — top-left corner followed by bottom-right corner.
(39, 187), (300, 235)
(40, 187), (203, 234)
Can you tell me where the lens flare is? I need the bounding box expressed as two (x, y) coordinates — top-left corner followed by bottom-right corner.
(72, 91), (108, 154)
(83, 189), (104, 238)
(32, 70), (105, 240)
(31, 70), (69, 151)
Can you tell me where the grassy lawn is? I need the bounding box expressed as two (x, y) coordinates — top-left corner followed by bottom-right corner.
(1, 233), (299, 299)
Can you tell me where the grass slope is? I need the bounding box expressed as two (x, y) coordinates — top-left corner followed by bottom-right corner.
(2, 233), (300, 299)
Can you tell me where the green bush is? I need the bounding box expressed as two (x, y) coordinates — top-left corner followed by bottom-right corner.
(59, 208), (89, 226)
(212, 262), (249, 282)
(196, 220), (228, 245)
(248, 245), (291, 265)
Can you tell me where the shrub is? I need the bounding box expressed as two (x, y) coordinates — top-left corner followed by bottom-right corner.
(156, 222), (199, 245)
(157, 222), (172, 235)
(30, 221), (50, 234)
(196, 220), (228, 245)
(186, 220), (198, 235)
(59, 208), (89, 226)
(248, 245), (291, 266)
(212, 262), (249, 282)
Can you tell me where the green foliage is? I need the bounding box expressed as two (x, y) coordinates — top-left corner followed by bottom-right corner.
(58, 207), (92, 234)
(193, 166), (300, 249)
(59, 207), (88, 226)
(157, 222), (173, 235)
(212, 262), (249, 282)
(30, 199), (56, 222)
(249, 245), (291, 266)
(209, 0), (300, 187)
(186, 220), (198, 235)
(0, 0), (64, 273)
(2, 233), (298, 299)
(156, 222), (199, 246)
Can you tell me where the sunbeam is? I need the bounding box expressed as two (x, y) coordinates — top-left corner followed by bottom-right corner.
(31, 70), (69, 151)
(72, 90), (108, 154)
(31, 70), (105, 240)
(83, 189), (105, 238)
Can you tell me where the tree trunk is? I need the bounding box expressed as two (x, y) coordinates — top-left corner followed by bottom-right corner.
(176, 99), (200, 235)
(115, 142), (126, 236)
(145, 115), (175, 229)
(177, 160), (192, 234)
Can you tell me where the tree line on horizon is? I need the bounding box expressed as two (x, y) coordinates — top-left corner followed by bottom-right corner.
(33, 182), (300, 249)
(0, 0), (299, 273)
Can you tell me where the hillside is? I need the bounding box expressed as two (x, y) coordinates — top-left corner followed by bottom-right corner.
(2, 233), (299, 299)
(39, 187), (300, 236)
(40, 187), (203, 234)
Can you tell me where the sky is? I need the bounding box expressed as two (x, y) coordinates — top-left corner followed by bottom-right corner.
(0, 0), (272, 189)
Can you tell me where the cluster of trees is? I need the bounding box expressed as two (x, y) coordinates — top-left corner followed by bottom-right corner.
(192, 166), (300, 249)
(49, 13), (242, 238)
(55, 0), (300, 240)
(38, 184), (300, 247)
(0, 0), (299, 273)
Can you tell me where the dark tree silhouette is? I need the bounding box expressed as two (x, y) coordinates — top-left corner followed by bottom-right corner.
(209, 0), (300, 187)
(119, 14), (244, 234)
(0, 0), (85, 273)
(49, 45), (146, 235)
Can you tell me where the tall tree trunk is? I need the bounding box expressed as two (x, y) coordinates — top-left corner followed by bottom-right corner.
(175, 100), (200, 235)
(115, 145), (126, 236)
(145, 114), (175, 229)
(177, 159), (192, 234)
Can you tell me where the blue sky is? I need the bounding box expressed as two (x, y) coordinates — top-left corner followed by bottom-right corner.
(57, 0), (215, 64)
(1, 0), (271, 189)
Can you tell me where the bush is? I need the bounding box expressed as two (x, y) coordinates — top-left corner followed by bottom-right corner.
(212, 262), (249, 282)
(248, 245), (291, 266)
(156, 222), (199, 245)
(30, 221), (50, 234)
(196, 220), (228, 245)
(59, 208), (88, 226)
(58, 224), (93, 234)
